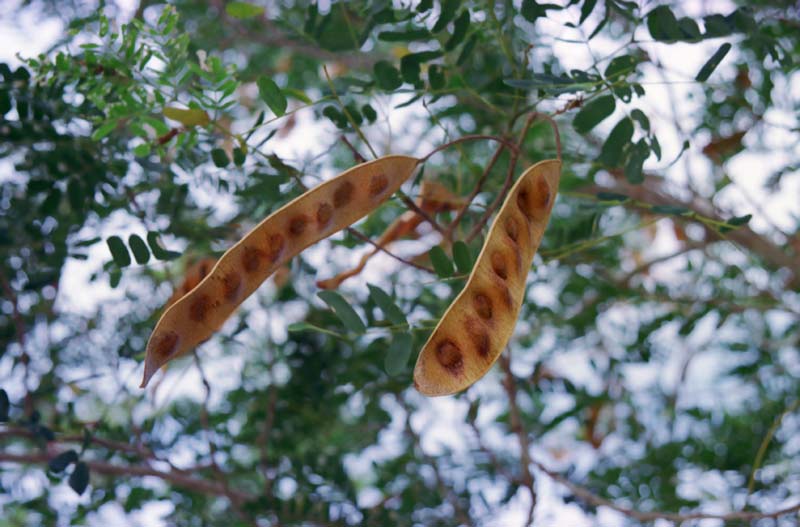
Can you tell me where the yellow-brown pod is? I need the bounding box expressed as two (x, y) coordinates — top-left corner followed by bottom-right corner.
(413, 159), (561, 396)
(142, 155), (420, 387)
(164, 257), (218, 309)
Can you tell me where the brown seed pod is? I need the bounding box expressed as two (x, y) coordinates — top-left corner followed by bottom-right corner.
(164, 257), (219, 309)
(142, 155), (420, 388)
(413, 159), (561, 396)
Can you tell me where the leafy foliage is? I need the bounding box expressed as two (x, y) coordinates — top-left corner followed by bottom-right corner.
(0, 1), (798, 526)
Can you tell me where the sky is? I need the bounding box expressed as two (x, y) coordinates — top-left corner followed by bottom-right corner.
(1, 1), (798, 526)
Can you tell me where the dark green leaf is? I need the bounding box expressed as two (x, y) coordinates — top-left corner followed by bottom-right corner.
(573, 95), (615, 134)
(429, 246), (454, 277)
(128, 234), (150, 265)
(68, 462), (90, 495)
(257, 76), (287, 117)
(373, 61), (403, 91)
(456, 34), (478, 66)
(695, 43), (732, 82)
(600, 117), (633, 167)
(623, 140), (650, 184)
(521, 0), (562, 23)
(651, 205), (689, 215)
(318, 291), (366, 334)
(40, 188), (62, 215)
(233, 147), (246, 166)
(322, 106), (348, 128)
(596, 192), (628, 202)
(432, 0), (460, 33)
(726, 214), (752, 228)
(106, 236), (131, 267)
(417, 0), (433, 12)
(452, 241), (472, 274)
(677, 17), (701, 41)
(146, 232), (181, 261)
(504, 74), (583, 95)
(630, 109), (650, 132)
(445, 10), (470, 51)
(211, 148), (229, 167)
(378, 28), (431, 42)
(48, 450), (78, 473)
(0, 89), (10, 116)
(703, 14), (734, 38)
(0, 389), (8, 422)
(428, 65), (445, 90)
(361, 104), (377, 123)
(604, 55), (638, 80)
(647, 6), (683, 42)
(368, 284), (407, 326)
(579, 0), (598, 24)
(225, 2), (265, 19)
(384, 333), (413, 376)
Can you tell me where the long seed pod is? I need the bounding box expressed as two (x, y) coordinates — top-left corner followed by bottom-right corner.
(413, 158), (561, 396)
(142, 155), (420, 388)
(164, 257), (218, 309)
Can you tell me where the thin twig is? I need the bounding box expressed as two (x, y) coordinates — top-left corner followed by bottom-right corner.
(499, 353), (537, 527)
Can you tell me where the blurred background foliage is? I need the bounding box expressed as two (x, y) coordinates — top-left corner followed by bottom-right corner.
(0, 0), (799, 526)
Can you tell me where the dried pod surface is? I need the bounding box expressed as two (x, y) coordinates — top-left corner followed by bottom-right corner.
(164, 257), (218, 309)
(142, 155), (420, 387)
(413, 159), (561, 396)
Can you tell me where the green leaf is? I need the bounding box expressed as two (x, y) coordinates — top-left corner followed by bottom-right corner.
(630, 109), (650, 132)
(133, 143), (151, 157)
(677, 17), (702, 41)
(504, 74), (583, 95)
(368, 284), (407, 326)
(146, 232), (181, 261)
(703, 14), (735, 38)
(573, 95), (616, 134)
(361, 104), (377, 123)
(287, 322), (344, 338)
(695, 43), (732, 82)
(428, 64), (445, 90)
(48, 450), (78, 473)
(68, 462), (90, 496)
(0, 89), (10, 116)
(225, 1), (264, 19)
(429, 246), (454, 277)
(600, 117), (633, 166)
(647, 6), (683, 42)
(417, 0), (433, 12)
(373, 60), (403, 91)
(604, 54), (638, 80)
(624, 140), (649, 184)
(445, 10), (470, 51)
(432, 0), (460, 33)
(211, 148), (229, 167)
(106, 236), (131, 267)
(651, 205), (689, 215)
(579, 0), (598, 24)
(233, 147), (246, 166)
(128, 234), (150, 265)
(257, 76), (287, 117)
(322, 106), (348, 128)
(384, 333), (413, 376)
(521, 0), (562, 23)
(452, 241), (472, 274)
(596, 192), (628, 202)
(719, 214), (753, 232)
(0, 389), (8, 422)
(456, 34), (478, 66)
(378, 28), (431, 42)
(318, 291), (366, 334)
(91, 121), (116, 141)
(40, 188), (62, 215)
(162, 107), (210, 127)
